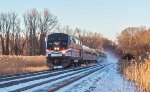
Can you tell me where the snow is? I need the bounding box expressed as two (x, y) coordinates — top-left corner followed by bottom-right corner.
(54, 66), (63, 69)
(92, 64), (137, 92)
(1, 66), (83, 84)
(0, 52), (138, 92)
(57, 63), (137, 92)
(56, 65), (109, 92)
(23, 66), (100, 92)
(56, 51), (138, 92)
(1, 65), (99, 92)
(0, 70), (50, 80)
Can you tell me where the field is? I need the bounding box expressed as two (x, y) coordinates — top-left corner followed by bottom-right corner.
(0, 56), (49, 75)
(1, 55), (150, 92)
(120, 59), (150, 92)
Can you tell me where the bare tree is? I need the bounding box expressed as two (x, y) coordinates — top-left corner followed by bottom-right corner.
(0, 12), (20, 55)
(10, 13), (20, 55)
(39, 8), (57, 55)
(23, 9), (39, 55)
(80, 31), (103, 49)
(117, 26), (149, 58)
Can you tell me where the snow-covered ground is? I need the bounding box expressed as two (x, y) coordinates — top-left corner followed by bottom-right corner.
(57, 63), (137, 92)
(0, 52), (139, 92)
(57, 52), (138, 92)
(93, 64), (137, 92)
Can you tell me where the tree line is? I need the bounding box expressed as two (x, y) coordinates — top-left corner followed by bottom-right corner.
(0, 8), (57, 55)
(117, 26), (150, 59)
(0, 8), (116, 56)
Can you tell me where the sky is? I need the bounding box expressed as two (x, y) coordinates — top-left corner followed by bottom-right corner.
(0, 0), (150, 41)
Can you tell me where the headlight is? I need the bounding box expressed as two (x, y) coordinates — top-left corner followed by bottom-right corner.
(56, 47), (59, 50)
(54, 47), (57, 50)
(54, 47), (59, 50)
(62, 50), (66, 54)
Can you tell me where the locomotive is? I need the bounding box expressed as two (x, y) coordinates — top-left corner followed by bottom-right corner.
(45, 33), (107, 69)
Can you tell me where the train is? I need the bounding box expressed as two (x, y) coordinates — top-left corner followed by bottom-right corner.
(45, 33), (107, 69)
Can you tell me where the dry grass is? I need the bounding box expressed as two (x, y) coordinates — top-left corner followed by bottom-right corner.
(120, 60), (150, 92)
(0, 55), (49, 75)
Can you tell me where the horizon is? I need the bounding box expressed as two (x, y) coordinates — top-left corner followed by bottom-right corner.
(0, 0), (150, 41)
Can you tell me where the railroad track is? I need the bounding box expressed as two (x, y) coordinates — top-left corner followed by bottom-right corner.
(0, 62), (111, 92)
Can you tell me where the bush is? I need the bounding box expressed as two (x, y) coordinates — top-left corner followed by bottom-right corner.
(0, 55), (49, 75)
(119, 59), (150, 92)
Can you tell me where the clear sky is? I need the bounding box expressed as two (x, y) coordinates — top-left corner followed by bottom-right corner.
(0, 0), (150, 40)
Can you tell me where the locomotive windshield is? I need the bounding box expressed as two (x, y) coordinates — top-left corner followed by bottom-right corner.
(47, 33), (69, 50)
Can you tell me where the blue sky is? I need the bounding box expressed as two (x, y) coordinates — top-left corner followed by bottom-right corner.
(0, 0), (150, 40)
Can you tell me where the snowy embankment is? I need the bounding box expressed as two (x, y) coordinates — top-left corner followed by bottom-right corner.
(57, 63), (137, 92)
(57, 50), (138, 92)
(0, 63), (107, 92)
(0, 52), (138, 92)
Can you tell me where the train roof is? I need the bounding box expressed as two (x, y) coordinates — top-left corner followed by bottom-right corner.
(47, 33), (70, 41)
(47, 33), (69, 37)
